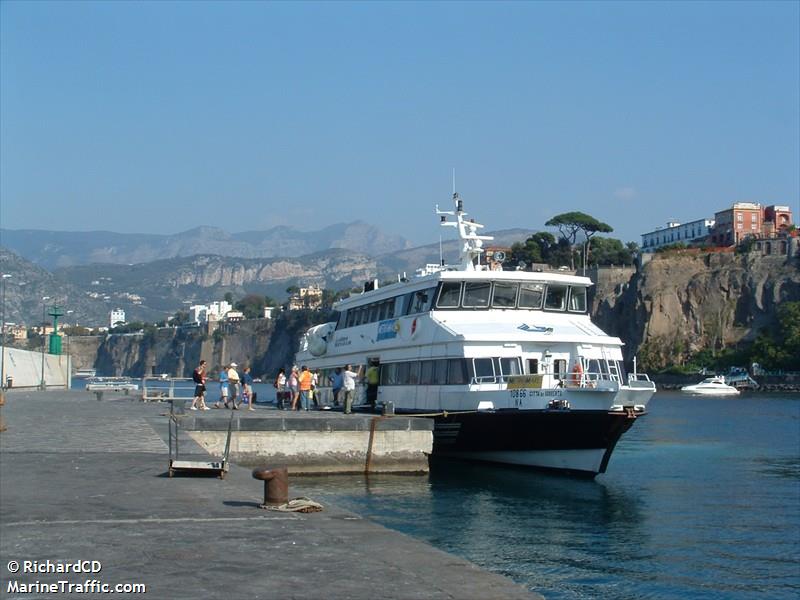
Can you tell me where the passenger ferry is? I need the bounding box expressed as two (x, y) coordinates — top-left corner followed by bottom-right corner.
(296, 193), (656, 476)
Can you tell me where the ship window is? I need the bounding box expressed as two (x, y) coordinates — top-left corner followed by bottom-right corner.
(434, 359), (449, 384)
(384, 298), (395, 319)
(377, 301), (388, 321)
(492, 282), (518, 308)
(345, 310), (354, 328)
(568, 287), (587, 313)
(395, 361), (410, 384)
(381, 363), (398, 385)
(463, 281), (491, 308)
(447, 359), (468, 384)
(436, 282), (462, 308)
(407, 361), (420, 385)
(518, 283), (544, 309)
(544, 285), (567, 311)
(473, 358), (495, 381)
(554, 359), (567, 380)
(498, 357), (522, 378)
(357, 306), (368, 326)
(527, 359), (539, 374)
(368, 303), (379, 323)
(409, 288), (436, 314)
(420, 361), (435, 385)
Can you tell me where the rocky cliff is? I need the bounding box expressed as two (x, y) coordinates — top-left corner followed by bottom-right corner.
(66, 250), (800, 376)
(594, 251), (800, 369)
(86, 310), (330, 379)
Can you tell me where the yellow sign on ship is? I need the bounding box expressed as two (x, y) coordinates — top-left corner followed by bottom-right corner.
(507, 374), (543, 389)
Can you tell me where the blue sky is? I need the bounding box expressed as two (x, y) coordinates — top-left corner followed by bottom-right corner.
(1, 1), (798, 246)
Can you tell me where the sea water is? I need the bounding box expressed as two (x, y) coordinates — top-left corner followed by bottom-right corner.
(298, 392), (800, 600)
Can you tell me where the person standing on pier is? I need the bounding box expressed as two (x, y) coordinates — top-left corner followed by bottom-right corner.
(365, 360), (380, 408)
(227, 363), (241, 409)
(342, 364), (362, 415)
(214, 366), (229, 408)
(330, 367), (343, 407)
(242, 366), (255, 411)
(288, 366), (300, 410)
(298, 365), (312, 411)
(274, 368), (287, 409)
(190, 359), (209, 410)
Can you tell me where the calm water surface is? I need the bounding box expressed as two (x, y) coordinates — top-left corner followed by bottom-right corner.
(298, 392), (800, 600)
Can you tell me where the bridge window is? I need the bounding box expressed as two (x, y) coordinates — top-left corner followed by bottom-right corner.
(436, 282), (463, 308)
(518, 282), (544, 309)
(463, 281), (491, 308)
(544, 285), (567, 311)
(568, 287), (587, 313)
(492, 282), (518, 308)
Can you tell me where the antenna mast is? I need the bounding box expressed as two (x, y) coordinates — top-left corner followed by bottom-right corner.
(435, 185), (493, 271)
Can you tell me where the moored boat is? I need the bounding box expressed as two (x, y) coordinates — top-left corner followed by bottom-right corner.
(681, 376), (740, 396)
(73, 368), (97, 378)
(295, 191), (656, 476)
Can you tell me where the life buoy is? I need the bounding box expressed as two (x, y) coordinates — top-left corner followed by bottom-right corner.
(570, 362), (583, 387)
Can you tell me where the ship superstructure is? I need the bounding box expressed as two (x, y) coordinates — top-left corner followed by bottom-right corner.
(296, 192), (656, 475)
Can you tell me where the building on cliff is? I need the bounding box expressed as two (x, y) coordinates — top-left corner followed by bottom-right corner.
(641, 219), (715, 252)
(189, 300), (232, 324)
(110, 308), (125, 328)
(642, 203), (794, 252)
(288, 285), (323, 310)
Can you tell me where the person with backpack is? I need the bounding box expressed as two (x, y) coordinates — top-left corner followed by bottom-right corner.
(190, 359), (209, 410)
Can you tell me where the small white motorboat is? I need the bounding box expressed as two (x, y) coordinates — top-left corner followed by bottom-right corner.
(681, 376), (740, 396)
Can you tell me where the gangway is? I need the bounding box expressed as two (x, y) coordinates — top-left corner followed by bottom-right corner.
(168, 401), (232, 479)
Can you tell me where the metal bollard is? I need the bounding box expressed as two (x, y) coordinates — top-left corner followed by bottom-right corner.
(252, 467), (289, 507)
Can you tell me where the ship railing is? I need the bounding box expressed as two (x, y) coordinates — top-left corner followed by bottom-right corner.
(626, 373), (656, 389)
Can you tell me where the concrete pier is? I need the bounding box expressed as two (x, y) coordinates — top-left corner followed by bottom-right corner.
(0, 391), (541, 599)
(181, 409), (433, 473)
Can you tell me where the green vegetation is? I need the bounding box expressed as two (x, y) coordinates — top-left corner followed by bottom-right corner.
(235, 294), (277, 319)
(545, 211), (613, 270)
(749, 301), (800, 370)
(642, 302), (800, 373)
(509, 232), (636, 270)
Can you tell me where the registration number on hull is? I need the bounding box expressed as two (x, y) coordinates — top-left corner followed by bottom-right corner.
(509, 388), (563, 406)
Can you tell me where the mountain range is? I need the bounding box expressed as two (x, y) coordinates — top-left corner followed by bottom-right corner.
(0, 221), (412, 270)
(0, 224), (534, 326)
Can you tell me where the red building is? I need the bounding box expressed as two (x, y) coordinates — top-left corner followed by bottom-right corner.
(711, 203), (793, 247)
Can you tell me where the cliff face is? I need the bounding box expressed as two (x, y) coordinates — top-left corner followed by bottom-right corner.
(90, 311), (330, 378)
(75, 251), (799, 376)
(594, 252), (800, 368)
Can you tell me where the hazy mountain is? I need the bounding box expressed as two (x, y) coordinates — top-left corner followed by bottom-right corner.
(375, 228), (535, 278)
(0, 226), (534, 327)
(0, 247), (165, 327)
(0, 221), (412, 270)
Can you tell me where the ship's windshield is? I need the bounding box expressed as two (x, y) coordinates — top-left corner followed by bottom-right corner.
(434, 280), (588, 313)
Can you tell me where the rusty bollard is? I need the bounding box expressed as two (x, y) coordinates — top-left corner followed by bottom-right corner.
(252, 467), (288, 508)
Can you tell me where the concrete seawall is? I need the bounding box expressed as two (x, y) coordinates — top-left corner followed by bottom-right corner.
(1, 347), (71, 389)
(182, 412), (433, 473)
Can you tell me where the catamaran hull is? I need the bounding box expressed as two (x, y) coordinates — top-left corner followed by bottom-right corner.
(421, 409), (641, 476)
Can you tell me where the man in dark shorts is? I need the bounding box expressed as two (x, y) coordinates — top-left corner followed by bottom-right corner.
(190, 359), (209, 410)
